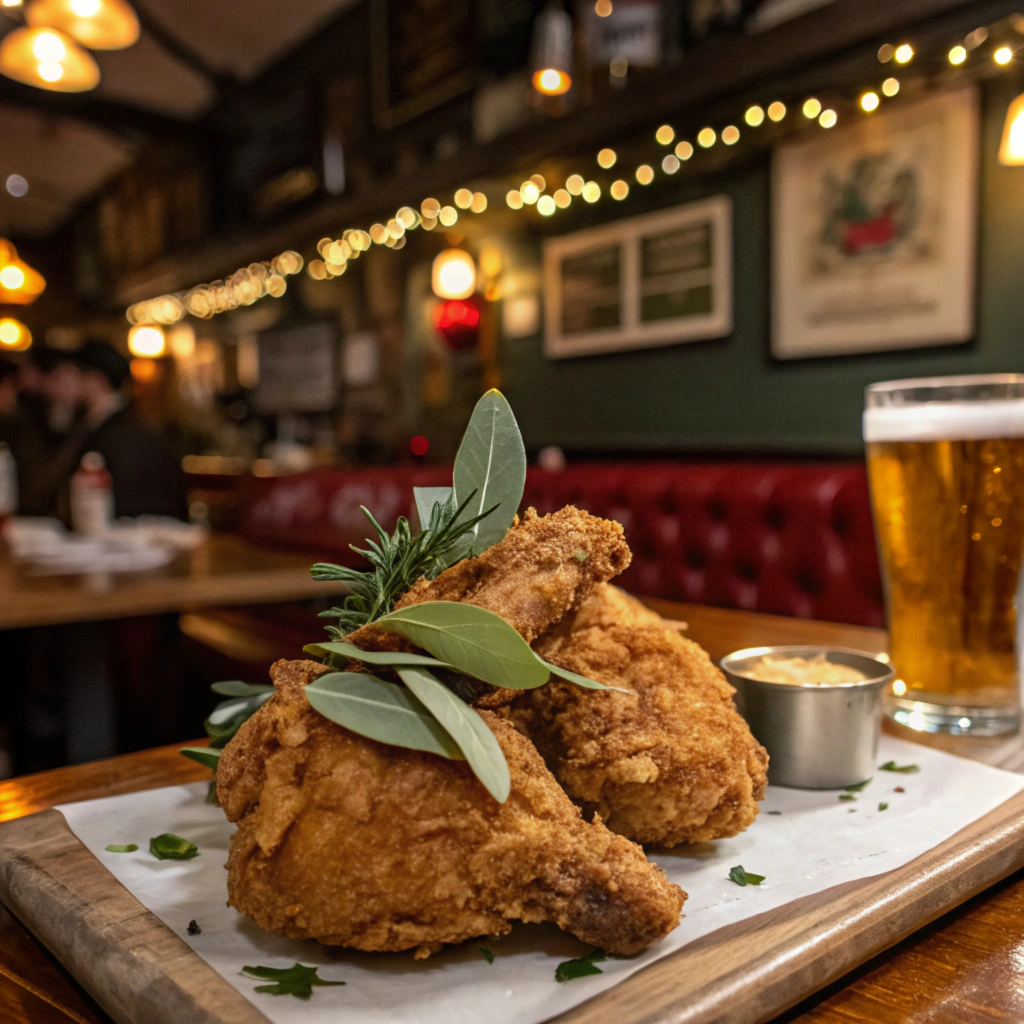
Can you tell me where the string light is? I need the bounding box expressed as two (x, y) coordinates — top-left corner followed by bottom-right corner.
(127, 324), (166, 358)
(802, 97), (822, 118)
(582, 181), (600, 202)
(470, 191), (488, 213)
(454, 188), (473, 209)
(819, 109), (837, 128)
(439, 205), (458, 226)
(655, 124), (675, 145)
(662, 154), (680, 173)
(894, 43), (914, 63)
(675, 140), (693, 159)
(877, 43), (895, 62)
(860, 91), (879, 111)
(635, 164), (654, 184)
(597, 147), (617, 168)
(566, 174), (584, 195)
(949, 45), (967, 64)
(595, 0), (612, 15)
(553, 188), (571, 208)
(537, 195), (556, 215)
(506, 190), (524, 209)
(768, 101), (787, 121)
(994, 46), (1013, 65)
(520, 181), (540, 204)
(530, 173), (547, 191)
(722, 125), (740, 144)
(697, 127), (716, 148)
(745, 105), (764, 126)
(610, 180), (629, 199)
(882, 77), (900, 96)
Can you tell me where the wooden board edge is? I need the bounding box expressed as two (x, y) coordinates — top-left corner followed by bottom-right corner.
(0, 809), (270, 1024)
(554, 786), (1024, 1024)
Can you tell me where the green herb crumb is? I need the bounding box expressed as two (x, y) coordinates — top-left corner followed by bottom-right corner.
(728, 865), (765, 886)
(479, 947), (494, 964)
(555, 949), (606, 982)
(105, 843), (137, 853)
(879, 761), (919, 773)
(242, 963), (345, 998)
(149, 833), (200, 861)
(878, 802), (889, 811)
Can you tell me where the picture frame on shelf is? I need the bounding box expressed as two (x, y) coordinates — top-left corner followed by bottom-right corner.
(543, 195), (733, 359)
(771, 86), (979, 360)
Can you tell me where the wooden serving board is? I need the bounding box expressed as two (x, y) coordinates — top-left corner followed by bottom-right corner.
(2, 794), (1024, 1024)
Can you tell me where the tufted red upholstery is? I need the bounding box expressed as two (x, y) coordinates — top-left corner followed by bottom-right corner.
(237, 461), (884, 627)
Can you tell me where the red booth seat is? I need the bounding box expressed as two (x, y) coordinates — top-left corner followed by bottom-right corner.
(237, 461), (884, 628)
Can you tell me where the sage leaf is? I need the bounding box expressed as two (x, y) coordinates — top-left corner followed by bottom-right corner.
(879, 761), (919, 773)
(728, 865), (764, 886)
(539, 656), (633, 694)
(555, 949), (606, 982)
(305, 671), (465, 760)
(842, 778), (872, 792)
(414, 486), (453, 533)
(375, 602), (548, 689)
(211, 681), (275, 698)
(839, 794), (856, 802)
(180, 746), (221, 770)
(397, 667), (511, 803)
(879, 802), (889, 811)
(105, 844), (137, 853)
(149, 833), (199, 861)
(451, 389), (526, 558)
(303, 640), (453, 670)
(242, 963), (345, 998)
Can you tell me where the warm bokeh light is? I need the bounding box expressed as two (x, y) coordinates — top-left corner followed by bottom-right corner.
(655, 124), (675, 145)
(745, 105), (764, 127)
(949, 45), (967, 65)
(537, 194), (555, 216)
(894, 43), (914, 63)
(506, 190), (524, 209)
(553, 188), (571, 208)
(819, 109), (837, 128)
(370, 223), (388, 244)
(530, 173), (546, 191)
(532, 68), (571, 95)
(661, 154), (679, 173)
(892, 679), (907, 696)
(168, 322), (196, 359)
(860, 91), (880, 112)
(566, 174), (584, 195)
(431, 248), (476, 300)
(697, 127), (716, 148)
(597, 147), (617, 168)
(582, 181), (600, 202)
(308, 259), (327, 280)
(675, 140), (693, 160)
(995, 46), (1013, 65)
(594, 0), (612, 15)
(722, 125), (740, 145)
(130, 357), (158, 382)
(26, 0), (139, 50)
(877, 43), (895, 63)
(0, 239), (45, 304)
(454, 188), (473, 209)
(610, 179), (629, 200)
(768, 100), (787, 121)
(802, 97), (821, 118)
(0, 265), (24, 290)
(0, 26), (99, 91)
(635, 164), (654, 184)
(127, 324), (166, 358)
(386, 218), (405, 239)
(882, 77), (900, 97)
(520, 181), (540, 204)
(470, 191), (487, 213)
(439, 205), (458, 226)
(0, 317), (31, 351)
(999, 91), (1024, 165)
(421, 198), (440, 218)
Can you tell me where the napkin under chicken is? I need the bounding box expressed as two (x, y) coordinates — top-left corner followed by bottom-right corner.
(217, 659), (685, 957)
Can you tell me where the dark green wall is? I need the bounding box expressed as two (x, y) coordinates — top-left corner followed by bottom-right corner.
(500, 79), (1024, 458)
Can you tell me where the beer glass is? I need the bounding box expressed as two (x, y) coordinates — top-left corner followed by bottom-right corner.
(865, 376), (1024, 736)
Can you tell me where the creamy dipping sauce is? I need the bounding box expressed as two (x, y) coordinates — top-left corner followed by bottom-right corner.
(738, 654), (869, 686)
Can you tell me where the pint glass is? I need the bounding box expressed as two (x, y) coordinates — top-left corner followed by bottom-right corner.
(865, 376), (1024, 736)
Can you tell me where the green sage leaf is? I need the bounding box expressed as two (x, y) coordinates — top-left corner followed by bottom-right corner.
(539, 656), (633, 694)
(397, 667), (511, 803)
(105, 843), (137, 853)
(303, 640), (453, 670)
(451, 389), (526, 558)
(555, 949), (606, 982)
(414, 486), (453, 533)
(842, 778), (872, 792)
(149, 833), (199, 861)
(180, 746), (221, 770)
(204, 685), (274, 748)
(305, 671), (465, 760)
(375, 602), (548, 689)
(728, 865), (764, 886)
(878, 802), (889, 811)
(839, 793), (856, 802)
(879, 761), (919, 773)
(210, 681), (275, 698)
(242, 963), (345, 998)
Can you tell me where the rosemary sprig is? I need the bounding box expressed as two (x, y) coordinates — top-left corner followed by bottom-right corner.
(313, 492), (496, 635)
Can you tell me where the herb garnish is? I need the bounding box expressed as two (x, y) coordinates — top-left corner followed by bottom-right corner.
(105, 844), (137, 853)
(242, 963), (345, 999)
(555, 949), (606, 982)
(843, 778), (871, 792)
(766, 810), (782, 815)
(880, 761), (919, 773)
(479, 947), (494, 964)
(187, 920), (201, 935)
(878, 802), (889, 811)
(839, 794), (857, 802)
(728, 865), (765, 886)
(149, 833), (199, 861)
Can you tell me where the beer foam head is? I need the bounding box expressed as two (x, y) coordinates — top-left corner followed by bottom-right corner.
(864, 401), (1024, 442)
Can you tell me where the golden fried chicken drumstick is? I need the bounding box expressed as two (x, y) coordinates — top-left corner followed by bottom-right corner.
(508, 585), (768, 847)
(218, 659), (685, 958)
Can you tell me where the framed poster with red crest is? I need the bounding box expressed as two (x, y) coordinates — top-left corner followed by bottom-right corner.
(771, 86), (978, 359)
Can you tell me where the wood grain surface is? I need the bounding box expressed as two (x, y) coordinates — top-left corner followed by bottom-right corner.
(0, 532), (346, 630)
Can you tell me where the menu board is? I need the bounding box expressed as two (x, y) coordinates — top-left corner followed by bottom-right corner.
(544, 196), (732, 359)
(250, 320), (338, 414)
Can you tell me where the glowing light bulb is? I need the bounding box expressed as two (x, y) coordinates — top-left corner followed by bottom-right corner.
(537, 195), (555, 215)
(635, 164), (653, 184)
(655, 124), (675, 145)
(597, 147), (617, 168)
(439, 205), (458, 226)
(768, 101), (787, 121)
(892, 679), (907, 696)
(454, 188), (473, 209)
(999, 91), (1024, 165)
(470, 191), (487, 213)
(860, 91), (879, 112)
(894, 44), (913, 64)
(71, 0), (100, 15)
(506, 190), (524, 209)
(949, 45), (967, 65)
(877, 43), (894, 63)
(0, 265), (25, 289)
(675, 140), (693, 160)
(995, 46), (1013, 65)
(610, 180), (629, 200)
(882, 77), (900, 97)
(37, 61), (63, 81)
(802, 97), (821, 118)
(566, 174), (584, 195)
(745, 105), (764, 127)
(595, 0), (612, 15)
(520, 182), (540, 204)
(661, 154), (679, 173)
(697, 127), (716, 148)
(127, 324), (166, 358)
(533, 68), (571, 95)
(553, 188), (571, 208)
(582, 181), (600, 202)
(722, 125), (740, 145)
(432, 248), (476, 300)
(819, 109), (837, 128)
(33, 31), (65, 62)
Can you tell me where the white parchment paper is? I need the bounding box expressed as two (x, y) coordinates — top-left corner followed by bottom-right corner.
(58, 735), (1024, 1024)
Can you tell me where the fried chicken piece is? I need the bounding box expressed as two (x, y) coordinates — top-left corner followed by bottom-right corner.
(508, 585), (768, 847)
(346, 506), (631, 706)
(218, 658), (685, 957)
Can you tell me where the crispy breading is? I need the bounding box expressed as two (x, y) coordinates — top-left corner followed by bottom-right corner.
(218, 658), (685, 957)
(509, 586), (768, 846)
(345, 506), (631, 706)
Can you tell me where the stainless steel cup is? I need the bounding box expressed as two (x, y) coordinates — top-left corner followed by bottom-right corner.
(720, 646), (894, 789)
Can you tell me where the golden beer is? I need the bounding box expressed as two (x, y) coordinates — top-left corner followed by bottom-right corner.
(865, 377), (1024, 735)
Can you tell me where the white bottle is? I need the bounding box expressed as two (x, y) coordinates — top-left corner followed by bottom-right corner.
(71, 451), (113, 535)
(0, 443), (16, 524)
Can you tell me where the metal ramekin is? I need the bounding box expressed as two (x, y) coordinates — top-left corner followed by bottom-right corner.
(721, 645), (894, 789)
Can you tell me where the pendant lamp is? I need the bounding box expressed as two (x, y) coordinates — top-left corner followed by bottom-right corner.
(26, 0), (139, 51)
(0, 240), (47, 304)
(999, 91), (1024, 166)
(0, 26), (99, 91)
(530, 3), (573, 96)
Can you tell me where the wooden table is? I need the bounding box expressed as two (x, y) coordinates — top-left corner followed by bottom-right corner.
(1, 600), (1022, 1024)
(0, 531), (347, 630)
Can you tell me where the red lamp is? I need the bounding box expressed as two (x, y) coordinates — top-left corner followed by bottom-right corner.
(432, 296), (482, 352)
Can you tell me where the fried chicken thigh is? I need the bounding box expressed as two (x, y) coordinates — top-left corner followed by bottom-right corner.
(218, 658), (685, 957)
(508, 585), (768, 847)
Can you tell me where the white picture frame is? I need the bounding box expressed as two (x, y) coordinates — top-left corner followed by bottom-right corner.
(543, 195), (733, 359)
(771, 86), (979, 360)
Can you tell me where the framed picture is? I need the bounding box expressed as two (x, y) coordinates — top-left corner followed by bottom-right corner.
(544, 196), (733, 359)
(771, 86), (979, 360)
(370, 0), (477, 130)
